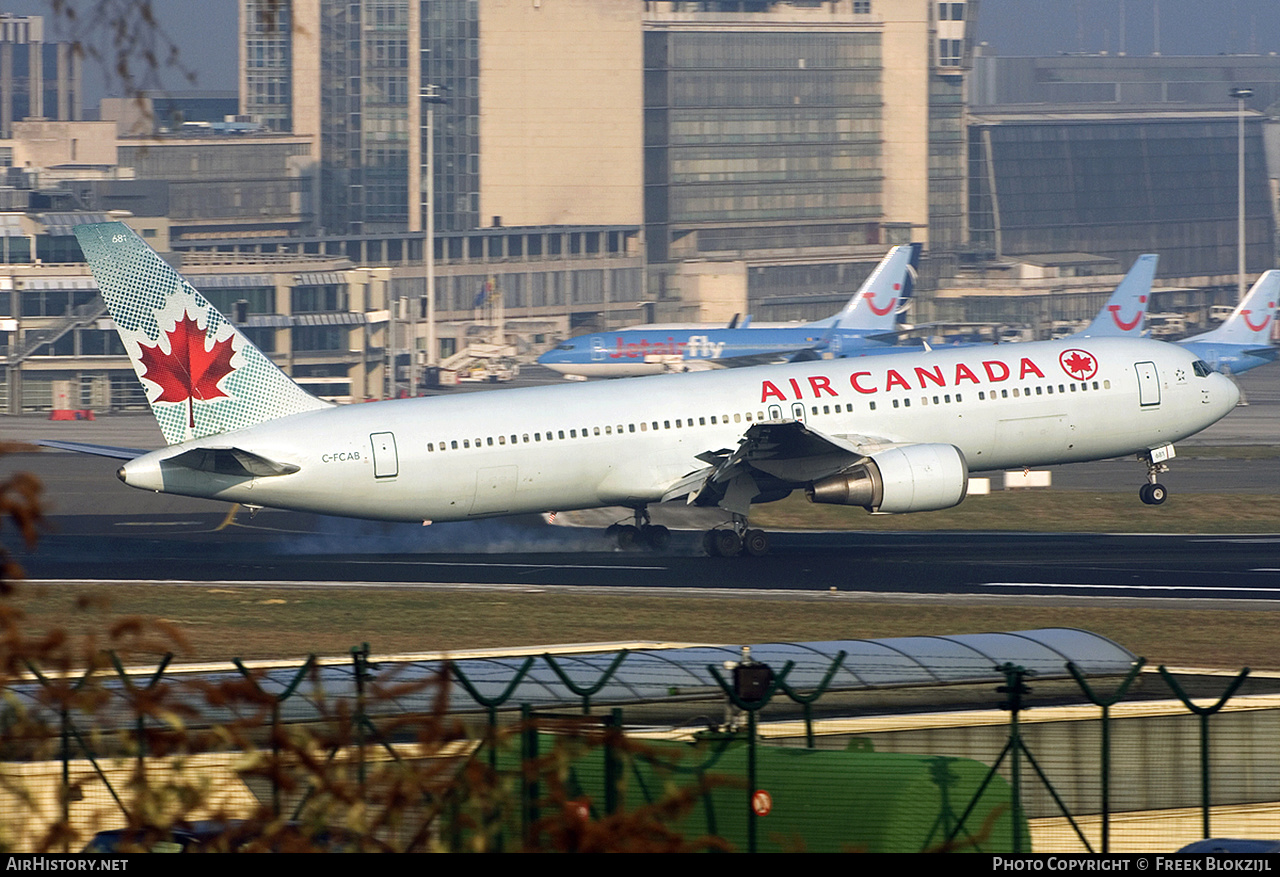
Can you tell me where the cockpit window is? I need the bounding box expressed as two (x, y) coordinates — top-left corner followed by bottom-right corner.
(557, 343), (574, 350)
(1192, 360), (1213, 377)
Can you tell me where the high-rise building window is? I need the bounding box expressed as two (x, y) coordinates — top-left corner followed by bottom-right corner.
(939, 39), (963, 67)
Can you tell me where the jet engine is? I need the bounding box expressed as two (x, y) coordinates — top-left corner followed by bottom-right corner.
(805, 443), (968, 514)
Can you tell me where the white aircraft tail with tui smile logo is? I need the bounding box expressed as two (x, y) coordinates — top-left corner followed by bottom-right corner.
(1075, 254), (1158, 338)
(74, 222), (330, 446)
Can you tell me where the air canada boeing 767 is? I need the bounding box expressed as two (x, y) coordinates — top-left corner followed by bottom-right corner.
(49, 223), (1239, 556)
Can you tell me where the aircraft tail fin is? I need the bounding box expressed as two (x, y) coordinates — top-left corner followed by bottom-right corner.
(1194, 270), (1280, 345)
(820, 244), (918, 333)
(1077, 254), (1157, 337)
(74, 221), (330, 446)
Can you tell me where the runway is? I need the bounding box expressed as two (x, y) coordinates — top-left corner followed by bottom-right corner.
(5, 363), (1280, 601)
(13, 506), (1280, 600)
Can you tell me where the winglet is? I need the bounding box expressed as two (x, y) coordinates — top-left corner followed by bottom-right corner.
(74, 222), (330, 446)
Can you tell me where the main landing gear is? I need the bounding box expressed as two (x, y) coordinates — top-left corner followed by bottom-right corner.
(606, 507), (671, 550)
(702, 514), (770, 557)
(1138, 446), (1171, 506)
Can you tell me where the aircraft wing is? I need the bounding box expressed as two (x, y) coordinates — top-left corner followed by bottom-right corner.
(36, 440), (149, 459)
(672, 420), (895, 514)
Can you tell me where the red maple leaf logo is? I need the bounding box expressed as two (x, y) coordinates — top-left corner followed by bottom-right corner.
(1059, 348), (1098, 381)
(137, 313), (236, 428)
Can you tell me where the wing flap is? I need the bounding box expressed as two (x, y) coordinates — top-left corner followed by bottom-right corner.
(666, 419), (895, 511)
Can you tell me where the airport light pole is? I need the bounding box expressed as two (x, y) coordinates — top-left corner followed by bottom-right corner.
(422, 84), (447, 370)
(1230, 87), (1253, 303)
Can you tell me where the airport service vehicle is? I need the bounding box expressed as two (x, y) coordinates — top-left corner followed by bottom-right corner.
(49, 222), (1239, 556)
(537, 245), (918, 377)
(1176, 270), (1280, 376)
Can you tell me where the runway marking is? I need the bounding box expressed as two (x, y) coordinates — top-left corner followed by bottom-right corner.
(341, 559), (667, 571)
(113, 521), (206, 527)
(982, 582), (1280, 594)
(1193, 538), (1280, 544)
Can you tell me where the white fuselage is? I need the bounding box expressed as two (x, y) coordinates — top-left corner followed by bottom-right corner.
(119, 337), (1238, 522)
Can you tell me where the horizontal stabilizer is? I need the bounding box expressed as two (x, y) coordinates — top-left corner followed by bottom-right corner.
(36, 440), (149, 460)
(164, 447), (300, 478)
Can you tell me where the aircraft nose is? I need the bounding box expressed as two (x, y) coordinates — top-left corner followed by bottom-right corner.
(1209, 371), (1241, 415)
(537, 353), (568, 373)
(1221, 373), (1241, 410)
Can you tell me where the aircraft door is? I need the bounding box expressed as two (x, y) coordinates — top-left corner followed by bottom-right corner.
(591, 336), (606, 362)
(768, 404), (782, 421)
(370, 432), (398, 478)
(791, 402), (807, 423)
(1135, 361), (1161, 407)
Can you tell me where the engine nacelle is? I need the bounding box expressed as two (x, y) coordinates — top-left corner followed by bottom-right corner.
(805, 443), (969, 514)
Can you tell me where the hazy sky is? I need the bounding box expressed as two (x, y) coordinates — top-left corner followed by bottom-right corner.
(1, 0), (1277, 104)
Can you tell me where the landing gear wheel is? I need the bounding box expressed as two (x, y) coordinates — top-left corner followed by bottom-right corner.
(642, 524), (671, 550)
(743, 529), (770, 557)
(702, 530), (721, 557)
(713, 529), (742, 557)
(1139, 483), (1168, 506)
(614, 524), (640, 548)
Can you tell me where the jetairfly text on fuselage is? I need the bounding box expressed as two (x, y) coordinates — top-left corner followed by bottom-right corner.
(610, 335), (728, 360)
(759, 352), (1094, 402)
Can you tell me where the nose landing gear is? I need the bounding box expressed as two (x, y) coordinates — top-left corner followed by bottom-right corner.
(1139, 482), (1168, 505)
(1138, 445), (1173, 506)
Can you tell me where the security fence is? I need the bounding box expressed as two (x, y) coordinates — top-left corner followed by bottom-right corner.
(1, 638), (1278, 853)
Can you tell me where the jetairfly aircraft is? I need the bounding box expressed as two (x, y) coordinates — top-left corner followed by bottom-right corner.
(50, 222), (1239, 557)
(537, 244), (919, 378)
(1176, 271), (1280, 376)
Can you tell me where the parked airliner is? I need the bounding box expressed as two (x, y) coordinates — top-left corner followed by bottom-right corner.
(537, 244), (919, 377)
(1176, 271), (1280, 375)
(49, 223), (1239, 556)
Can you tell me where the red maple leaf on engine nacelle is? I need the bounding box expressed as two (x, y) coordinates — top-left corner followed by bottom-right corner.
(137, 313), (236, 428)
